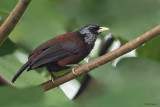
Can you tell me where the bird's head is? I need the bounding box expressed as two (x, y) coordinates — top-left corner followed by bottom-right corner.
(78, 24), (109, 44)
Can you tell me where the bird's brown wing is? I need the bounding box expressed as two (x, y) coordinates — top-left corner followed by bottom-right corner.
(28, 39), (58, 58)
(28, 41), (80, 70)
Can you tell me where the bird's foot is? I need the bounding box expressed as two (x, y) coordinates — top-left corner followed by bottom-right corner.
(72, 65), (79, 76)
(51, 77), (56, 85)
(49, 72), (56, 85)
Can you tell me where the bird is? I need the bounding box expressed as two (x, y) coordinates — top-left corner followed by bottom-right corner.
(12, 24), (109, 83)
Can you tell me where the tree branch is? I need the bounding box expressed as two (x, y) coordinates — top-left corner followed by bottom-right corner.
(0, 75), (14, 86)
(39, 25), (160, 91)
(0, 0), (31, 45)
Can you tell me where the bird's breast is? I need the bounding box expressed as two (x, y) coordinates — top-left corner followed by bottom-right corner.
(58, 36), (94, 67)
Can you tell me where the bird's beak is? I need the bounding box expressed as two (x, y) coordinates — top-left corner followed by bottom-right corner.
(98, 27), (110, 33)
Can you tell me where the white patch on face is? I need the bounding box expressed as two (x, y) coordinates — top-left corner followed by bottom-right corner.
(84, 34), (96, 44)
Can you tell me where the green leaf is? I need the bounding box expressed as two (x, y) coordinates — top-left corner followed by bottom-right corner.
(0, 39), (17, 56)
(0, 0), (18, 25)
(0, 0), (17, 13)
(0, 10), (9, 25)
(0, 87), (44, 107)
(76, 57), (160, 107)
(44, 89), (76, 107)
(136, 35), (160, 62)
(0, 39), (44, 87)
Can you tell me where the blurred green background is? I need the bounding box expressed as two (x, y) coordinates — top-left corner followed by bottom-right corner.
(0, 0), (160, 107)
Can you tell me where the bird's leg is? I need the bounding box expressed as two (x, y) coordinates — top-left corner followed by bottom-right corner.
(66, 64), (79, 76)
(48, 71), (56, 84)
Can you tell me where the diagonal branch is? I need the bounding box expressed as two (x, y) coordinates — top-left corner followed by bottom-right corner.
(0, 0), (31, 45)
(0, 75), (14, 86)
(39, 25), (160, 91)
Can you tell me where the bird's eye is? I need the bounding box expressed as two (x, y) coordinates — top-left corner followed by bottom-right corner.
(89, 27), (93, 30)
(93, 27), (98, 30)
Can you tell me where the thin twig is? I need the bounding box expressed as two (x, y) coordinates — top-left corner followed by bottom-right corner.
(0, 0), (31, 45)
(0, 75), (14, 86)
(39, 25), (160, 91)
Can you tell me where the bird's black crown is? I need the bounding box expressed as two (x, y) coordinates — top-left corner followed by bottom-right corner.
(79, 24), (100, 36)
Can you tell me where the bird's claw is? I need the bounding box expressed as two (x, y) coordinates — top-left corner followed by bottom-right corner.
(51, 77), (58, 86)
(72, 66), (79, 76)
(49, 72), (56, 85)
(51, 77), (56, 85)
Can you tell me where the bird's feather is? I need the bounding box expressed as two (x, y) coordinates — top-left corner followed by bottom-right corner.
(29, 41), (80, 69)
(12, 61), (31, 83)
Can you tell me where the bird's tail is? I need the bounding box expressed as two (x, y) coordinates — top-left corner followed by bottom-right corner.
(12, 61), (31, 83)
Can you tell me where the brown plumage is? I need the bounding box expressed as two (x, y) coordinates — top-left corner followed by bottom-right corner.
(12, 24), (109, 83)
